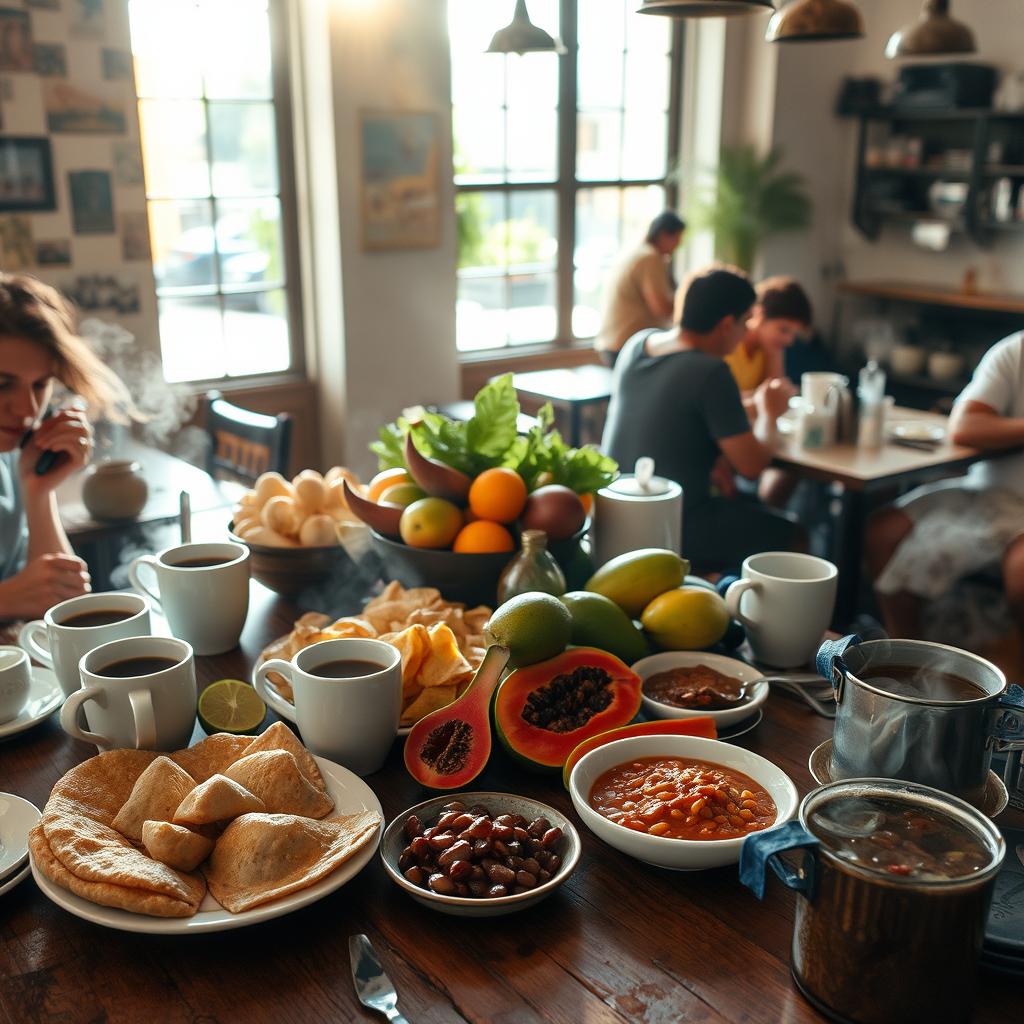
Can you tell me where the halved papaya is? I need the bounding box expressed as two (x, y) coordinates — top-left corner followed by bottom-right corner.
(561, 716), (718, 789)
(493, 648), (642, 770)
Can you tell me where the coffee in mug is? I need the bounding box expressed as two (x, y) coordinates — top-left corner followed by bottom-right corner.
(0, 645), (31, 723)
(19, 592), (152, 698)
(61, 635), (197, 752)
(310, 659), (383, 679)
(129, 541), (249, 656)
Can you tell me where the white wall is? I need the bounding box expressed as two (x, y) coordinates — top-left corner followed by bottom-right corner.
(298, 0), (459, 478)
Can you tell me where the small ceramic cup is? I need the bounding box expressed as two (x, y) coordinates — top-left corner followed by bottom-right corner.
(0, 646), (31, 723)
(254, 637), (402, 777)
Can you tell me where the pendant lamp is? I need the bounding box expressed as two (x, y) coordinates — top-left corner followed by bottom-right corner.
(637, 0), (775, 17)
(766, 0), (864, 42)
(885, 0), (975, 59)
(487, 0), (566, 55)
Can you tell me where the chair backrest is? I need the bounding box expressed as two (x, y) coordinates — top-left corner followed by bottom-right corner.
(204, 390), (292, 485)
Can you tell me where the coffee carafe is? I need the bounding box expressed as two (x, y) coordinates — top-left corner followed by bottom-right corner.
(801, 372), (854, 446)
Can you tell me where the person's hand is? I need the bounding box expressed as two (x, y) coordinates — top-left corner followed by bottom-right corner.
(754, 378), (792, 421)
(19, 408), (93, 498)
(0, 554), (91, 620)
(710, 454), (738, 499)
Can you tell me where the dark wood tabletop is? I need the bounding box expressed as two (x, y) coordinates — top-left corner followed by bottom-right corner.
(1, 582), (1018, 1024)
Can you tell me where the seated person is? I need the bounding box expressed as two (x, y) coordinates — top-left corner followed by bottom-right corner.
(0, 273), (125, 620)
(867, 330), (1024, 638)
(602, 265), (802, 573)
(594, 211), (685, 367)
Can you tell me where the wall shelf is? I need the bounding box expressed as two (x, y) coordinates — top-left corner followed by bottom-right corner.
(837, 280), (1024, 316)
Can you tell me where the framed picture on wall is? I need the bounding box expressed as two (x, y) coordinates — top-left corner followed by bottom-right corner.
(359, 109), (441, 251)
(0, 137), (56, 213)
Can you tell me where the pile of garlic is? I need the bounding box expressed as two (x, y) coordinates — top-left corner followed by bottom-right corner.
(231, 467), (367, 548)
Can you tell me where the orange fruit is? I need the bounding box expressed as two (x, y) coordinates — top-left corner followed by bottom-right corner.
(453, 520), (515, 554)
(399, 497), (463, 549)
(468, 468), (528, 523)
(580, 492), (594, 516)
(368, 468), (411, 503)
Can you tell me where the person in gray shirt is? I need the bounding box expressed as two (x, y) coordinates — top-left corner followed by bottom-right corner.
(602, 266), (801, 572)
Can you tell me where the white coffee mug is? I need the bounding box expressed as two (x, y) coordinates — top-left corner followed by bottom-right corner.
(254, 637), (402, 777)
(20, 592), (152, 698)
(129, 541), (250, 656)
(0, 646), (31, 723)
(61, 636), (197, 752)
(725, 552), (838, 669)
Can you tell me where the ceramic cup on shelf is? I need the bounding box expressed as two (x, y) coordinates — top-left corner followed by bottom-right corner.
(0, 646), (31, 723)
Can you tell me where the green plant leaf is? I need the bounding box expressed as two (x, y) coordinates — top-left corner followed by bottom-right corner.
(466, 373), (519, 460)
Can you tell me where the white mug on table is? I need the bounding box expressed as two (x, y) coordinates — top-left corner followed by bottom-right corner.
(0, 646), (31, 723)
(254, 637), (402, 777)
(725, 552), (838, 669)
(129, 541), (250, 656)
(61, 635), (197, 752)
(19, 592), (152, 698)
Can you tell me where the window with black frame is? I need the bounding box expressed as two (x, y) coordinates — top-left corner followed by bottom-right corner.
(450, 0), (682, 355)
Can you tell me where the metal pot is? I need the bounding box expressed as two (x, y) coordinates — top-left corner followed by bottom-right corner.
(817, 636), (1024, 807)
(741, 779), (1006, 1024)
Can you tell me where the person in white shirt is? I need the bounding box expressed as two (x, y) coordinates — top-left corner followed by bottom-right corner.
(866, 332), (1024, 637)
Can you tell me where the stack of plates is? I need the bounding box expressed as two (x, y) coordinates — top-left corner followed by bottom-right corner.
(983, 825), (1024, 976)
(0, 793), (42, 896)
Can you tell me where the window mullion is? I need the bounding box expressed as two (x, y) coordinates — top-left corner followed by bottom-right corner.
(556, 0), (578, 346)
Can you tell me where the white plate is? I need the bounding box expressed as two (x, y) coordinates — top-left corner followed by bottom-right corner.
(0, 666), (62, 740)
(889, 421), (945, 444)
(0, 862), (30, 897)
(30, 754), (382, 934)
(0, 793), (41, 879)
(633, 651), (770, 728)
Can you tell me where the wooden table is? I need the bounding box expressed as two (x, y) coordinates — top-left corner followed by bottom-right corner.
(510, 366), (614, 447)
(1, 583), (1018, 1023)
(773, 407), (987, 628)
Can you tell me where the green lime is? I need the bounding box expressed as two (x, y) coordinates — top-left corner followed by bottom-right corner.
(198, 679), (267, 735)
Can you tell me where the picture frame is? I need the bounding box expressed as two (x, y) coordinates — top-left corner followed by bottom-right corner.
(68, 169), (115, 234)
(359, 109), (441, 252)
(0, 137), (56, 213)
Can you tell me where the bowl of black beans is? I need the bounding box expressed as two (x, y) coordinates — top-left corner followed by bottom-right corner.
(380, 792), (581, 917)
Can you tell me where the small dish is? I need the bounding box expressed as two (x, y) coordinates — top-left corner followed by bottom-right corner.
(889, 421), (945, 445)
(716, 709), (764, 741)
(0, 793), (42, 880)
(633, 651), (769, 729)
(380, 791), (581, 917)
(807, 738), (1009, 819)
(569, 734), (798, 871)
(0, 666), (62, 741)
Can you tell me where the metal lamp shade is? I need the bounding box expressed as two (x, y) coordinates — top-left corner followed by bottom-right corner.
(487, 0), (566, 55)
(766, 0), (864, 42)
(885, 0), (976, 59)
(637, 0), (775, 16)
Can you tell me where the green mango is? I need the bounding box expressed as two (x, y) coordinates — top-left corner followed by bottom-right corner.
(560, 591), (648, 665)
(585, 548), (689, 618)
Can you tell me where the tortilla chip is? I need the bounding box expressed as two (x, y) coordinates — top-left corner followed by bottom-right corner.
(380, 624), (431, 685)
(142, 820), (215, 873)
(173, 775), (265, 827)
(171, 733), (253, 784)
(420, 623), (473, 687)
(240, 721), (326, 793)
(111, 756), (197, 842)
(223, 750), (334, 819)
(203, 810), (381, 914)
(401, 684), (457, 724)
(322, 617), (377, 639)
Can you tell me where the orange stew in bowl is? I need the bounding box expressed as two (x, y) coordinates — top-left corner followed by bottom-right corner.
(589, 757), (777, 841)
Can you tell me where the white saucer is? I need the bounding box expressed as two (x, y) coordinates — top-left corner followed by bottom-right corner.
(0, 792), (42, 881)
(889, 421), (945, 444)
(0, 667), (62, 740)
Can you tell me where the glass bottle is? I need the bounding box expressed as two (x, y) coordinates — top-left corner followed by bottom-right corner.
(497, 530), (566, 605)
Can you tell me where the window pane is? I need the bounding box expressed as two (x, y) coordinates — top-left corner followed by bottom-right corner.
(508, 273), (556, 345)
(129, 0), (202, 98)
(209, 102), (279, 196)
(450, 52), (504, 113)
(622, 184), (668, 243)
(159, 295), (225, 383)
(577, 110), (622, 181)
(457, 275), (505, 352)
(508, 190), (557, 271)
(224, 290), (290, 376)
(578, 0), (626, 53)
(621, 108), (669, 180)
(507, 107), (557, 183)
(624, 51), (669, 112)
(150, 199), (215, 291)
(201, 0), (272, 100)
(456, 191), (505, 270)
(578, 45), (624, 110)
(139, 100), (210, 197)
(626, 4), (672, 56)
(507, 53), (559, 112)
(454, 106), (504, 185)
(215, 197), (283, 290)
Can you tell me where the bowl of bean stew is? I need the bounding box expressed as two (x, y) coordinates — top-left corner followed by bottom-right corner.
(380, 792), (582, 917)
(568, 735), (798, 870)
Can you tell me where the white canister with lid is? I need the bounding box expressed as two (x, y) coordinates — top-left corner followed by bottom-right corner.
(592, 458), (683, 567)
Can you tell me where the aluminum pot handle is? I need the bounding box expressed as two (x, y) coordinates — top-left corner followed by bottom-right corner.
(816, 634), (861, 695)
(739, 821), (820, 901)
(994, 684), (1024, 746)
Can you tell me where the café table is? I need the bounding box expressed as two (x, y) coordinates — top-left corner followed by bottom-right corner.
(1, 581), (1017, 1023)
(772, 407), (988, 629)
(509, 366), (614, 448)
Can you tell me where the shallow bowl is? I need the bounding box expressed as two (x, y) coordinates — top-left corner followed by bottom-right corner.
(229, 524), (359, 597)
(632, 651), (770, 728)
(380, 791), (581, 917)
(568, 734), (798, 871)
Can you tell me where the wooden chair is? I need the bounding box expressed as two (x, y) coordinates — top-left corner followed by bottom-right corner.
(204, 390), (292, 485)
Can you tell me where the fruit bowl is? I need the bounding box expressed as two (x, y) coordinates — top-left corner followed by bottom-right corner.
(228, 523), (360, 597)
(368, 522), (591, 607)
